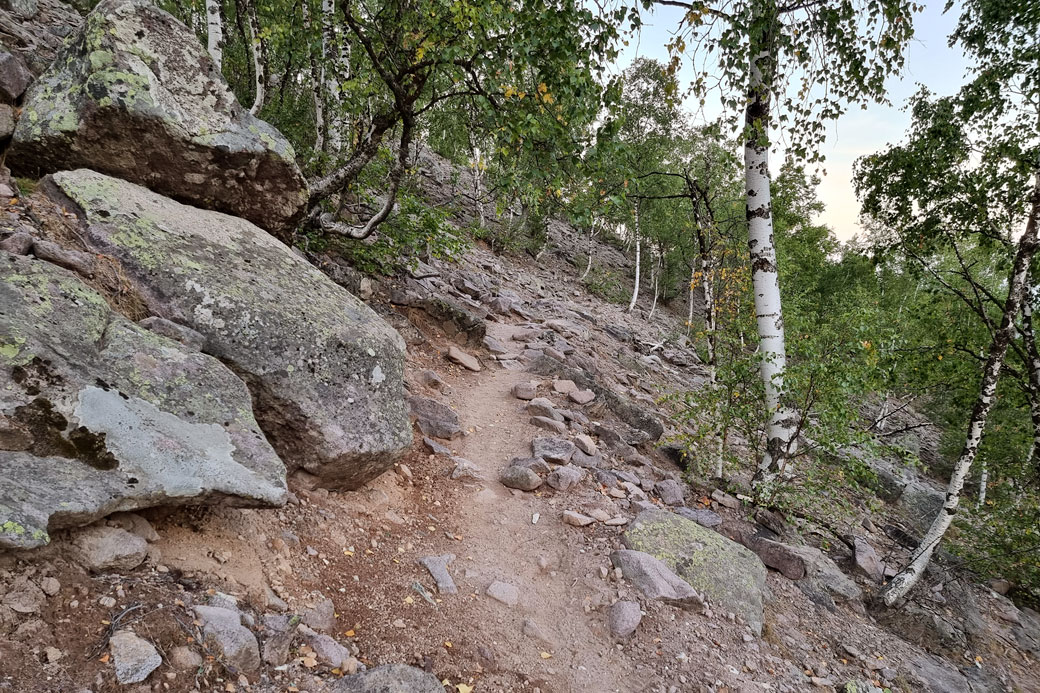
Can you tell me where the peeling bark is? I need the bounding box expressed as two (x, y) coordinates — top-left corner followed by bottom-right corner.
(205, 0), (224, 71)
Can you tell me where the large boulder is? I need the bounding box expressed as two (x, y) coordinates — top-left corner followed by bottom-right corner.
(0, 252), (286, 549)
(48, 170), (411, 488)
(10, 0), (308, 234)
(622, 509), (767, 634)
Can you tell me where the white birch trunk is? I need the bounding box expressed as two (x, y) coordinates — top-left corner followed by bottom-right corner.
(302, 0), (324, 153)
(205, 0), (224, 71)
(627, 206), (641, 313)
(245, 0), (265, 115)
(321, 0), (347, 153)
(580, 219), (597, 280)
(744, 44), (798, 490)
(686, 265), (696, 337)
(1020, 295), (1040, 465)
(880, 173), (1040, 606)
(648, 253), (660, 319)
(976, 461), (988, 510)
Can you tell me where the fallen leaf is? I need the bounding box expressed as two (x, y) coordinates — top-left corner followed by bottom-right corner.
(404, 595), (415, 604)
(344, 630), (356, 637)
(456, 685), (474, 693)
(99, 653), (110, 664)
(539, 651), (552, 659)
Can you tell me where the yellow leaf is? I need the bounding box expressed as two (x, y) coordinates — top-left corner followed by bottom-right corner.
(444, 641), (452, 648)
(404, 596), (414, 604)
(99, 653), (110, 663)
(540, 651), (552, 659)
(344, 629), (356, 637)
(457, 685), (474, 693)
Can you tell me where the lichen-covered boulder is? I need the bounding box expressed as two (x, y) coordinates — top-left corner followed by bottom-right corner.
(0, 252), (286, 550)
(49, 169), (412, 488)
(622, 509), (768, 635)
(9, 0), (307, 234)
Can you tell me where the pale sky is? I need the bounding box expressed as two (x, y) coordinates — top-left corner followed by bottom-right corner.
(616, 2), (971, 241)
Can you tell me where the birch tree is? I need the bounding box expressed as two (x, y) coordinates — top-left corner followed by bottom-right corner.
(856, 0), (1040, 604)
(205, 0), (224, 71)
(641, 0), (916, 493)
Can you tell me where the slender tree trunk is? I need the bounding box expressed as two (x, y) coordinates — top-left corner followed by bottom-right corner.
(649, 252), (661, 319)
(744, 23), (798, 492)
(321, 0), (344, 152)
(1020, 295), (1040, 465)
(580, 219), (597, 280)
(205, 0), (224, 71)
(628, 203), (641, 312)
(976, 461), (988, 510)
(686, 264), (696, 337)
(880, 172), (1040, 606)
(244, 0), (265, 115)
(302, 0), (325, 153)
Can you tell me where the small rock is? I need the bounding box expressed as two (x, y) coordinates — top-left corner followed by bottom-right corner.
(420, 369), (448, 392)
(44, 646), (62, 663)
(562, 510), (595, 527)
(109, 630), (161, 684)
(589, 508), (611, 522)
(39, 577), (60, 597)
(0, 52), (33, 103)
(418, 554), (457, 594)
(546, 464), (584, 491)
(530, 416), (567, 434)
(711, 489), (741, 509)
(73, 525), (148, 573)
(570, 449), (602, 469)
(569, 389), (595, 405)
(512, 382), (538, 400)
(298, 623), (351, 668)
(605, 516), (629, 526)
(422, 436), (452, 456)
(169, 645), (203, 671)
(486, 581), (519, 607)
(2, 578), (44, 614)
(609, 601), (642, 638)
(853, 536), (885, 583)
(610, 549), (705, 610)
(32, 239), (96, 276)
(500, 466), (542, 491)
(98, 596), (117, 609)
(261, 613), (299, 666)
(675, 507), (722, 528)
(0, 231), (33, 255)
(531, 436), (576, 464)
(510, 456), (552, 474)
(408, 396), (463, 440)
(331, 663), (443, 692)
(193, 605), (261, 672)
(302, 598), (336, 632)
(526, 397), (563, 421)
(450, 457), (483, 481)
(574, 434), (597, 455)
(655, 479), (685, 506)
(521, 619), (553, 644)
(447, 346), (482, 371)
(552, 379), (578, 394)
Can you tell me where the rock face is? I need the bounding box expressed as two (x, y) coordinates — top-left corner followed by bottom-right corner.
(49, 170), (411, 489)
(622, 509), (767, 634)
(0, 252), (286, 550)
(10, 0), (308, 234)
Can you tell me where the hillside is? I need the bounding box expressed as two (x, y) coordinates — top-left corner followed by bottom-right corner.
(1, 1), (1039, 693)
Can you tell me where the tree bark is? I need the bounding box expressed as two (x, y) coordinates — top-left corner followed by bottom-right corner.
(301, 0), (325, 153)
(628, 203), (641, 312)
(580, 219), (597, 280)
(686, 264), (696, 337)
(1020, 294), (1040, 466)
(205, 0), (224, 72)
(648, 251), (661, 318)
(244, 0), (266, 115)
(744, 17), (798, 492)
(321, 0), (346, 152)
(880, 172), (1040, 606)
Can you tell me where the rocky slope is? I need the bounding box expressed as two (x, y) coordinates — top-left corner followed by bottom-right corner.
(0, 1), (1038, 692)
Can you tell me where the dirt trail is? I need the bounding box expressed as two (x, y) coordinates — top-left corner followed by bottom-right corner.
(443, 320), (636, 692)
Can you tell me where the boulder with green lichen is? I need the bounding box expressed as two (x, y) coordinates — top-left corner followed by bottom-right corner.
(8, 0), (307, 235)
(49, 169), (413, 489)
(0, 251), (287, 550)
(622, 508), (768, 635)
